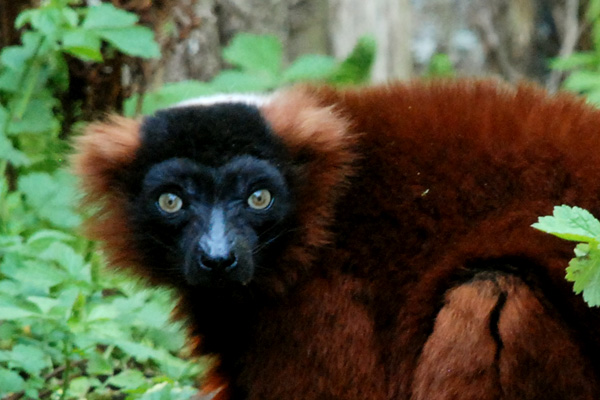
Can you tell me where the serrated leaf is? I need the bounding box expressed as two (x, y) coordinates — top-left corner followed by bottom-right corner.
(566, 246), (600, 306)
(574, 243), (590, 258)
(222, 33), (282, 76)
(94, 26), (160, 58)
(282, 54), (337, 83)
(82, 3), (138, 29)
(532, 205), (600, 242)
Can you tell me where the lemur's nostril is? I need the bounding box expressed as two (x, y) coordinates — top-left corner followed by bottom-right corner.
(199, 252), (238, 272)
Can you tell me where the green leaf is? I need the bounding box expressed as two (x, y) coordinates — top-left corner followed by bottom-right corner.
(222, 33), (282, 76)
(116, 339), (166, 362)
(132, 299), (171, 329)
(588, 0), (600, 20)
(82, 3), (138, 29)
(26, 296), (61, 314)
(0, 305), (36, 320)
(39, 241), (87, 278)
(153, 353), (201, 381)
(550, 52), (598, 71)
(18, 171), (81, 229)
(563, 71), (600, 93)
(61, 7), (79, 28)
(0, 281), (20, 297)
(94, 26), (160, 58)
(0, 135), (30, 166)
(532, 205), (600, 242)
(61, 29), (103, 62)
(15, 9), (39, 29)
(329, 35), (376, 85)
(282, 54), (337, 83)
(27, 7), (64, 37)
(566, 244), (600, 306)
(0, 45), (32, 71)
(26, 229), (75, 246)
(0, 69), (22, 93)
(106, 369), (146, 390)
(584, 89), (600, 107)
(9, 344), (50, 375)
(1, 256), (66, 294)
(426, 53), (455, 78)
(136, 382), (198, 400)
(88, 303), (119, 321)
(86, 352), (113, 376)
(210, 70), (277, 93)
(0, 368), (26, 395)
(68, 376), (94, 398)
(8, 97), (59, 135)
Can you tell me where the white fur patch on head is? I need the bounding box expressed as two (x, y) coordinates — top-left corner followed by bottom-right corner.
(173, 93), (272, 108)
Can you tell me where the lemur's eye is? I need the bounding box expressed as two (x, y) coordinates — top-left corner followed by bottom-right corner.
(158, 193), (183, 213)
(247, 189), (272, 210)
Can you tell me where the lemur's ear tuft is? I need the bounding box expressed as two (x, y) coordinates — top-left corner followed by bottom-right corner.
(71, 116), (144, 273)
(72, 116), (141, 199)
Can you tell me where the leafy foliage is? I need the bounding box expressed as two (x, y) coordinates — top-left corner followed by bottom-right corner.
(550, 0), (600, 104)
(535, 0), (600, 309)
(533, 206), (600, 307)
(124, 33), (376, 116)
(0, 1), (201, 399)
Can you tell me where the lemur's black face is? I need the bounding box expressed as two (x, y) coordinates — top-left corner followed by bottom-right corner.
(122, 103), (295, 288)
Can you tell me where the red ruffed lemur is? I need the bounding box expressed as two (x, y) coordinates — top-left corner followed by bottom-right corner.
(73, 80), (600, 399)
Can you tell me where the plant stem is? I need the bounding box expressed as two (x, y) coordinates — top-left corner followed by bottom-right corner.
(60, 340), (71, 400)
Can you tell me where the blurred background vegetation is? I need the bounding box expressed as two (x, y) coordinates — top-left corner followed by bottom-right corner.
(1, 0), (600, 398)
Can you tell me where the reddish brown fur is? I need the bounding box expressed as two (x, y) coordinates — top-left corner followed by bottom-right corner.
(75, 80), (600, 399)
(72, 116), (146, 275)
